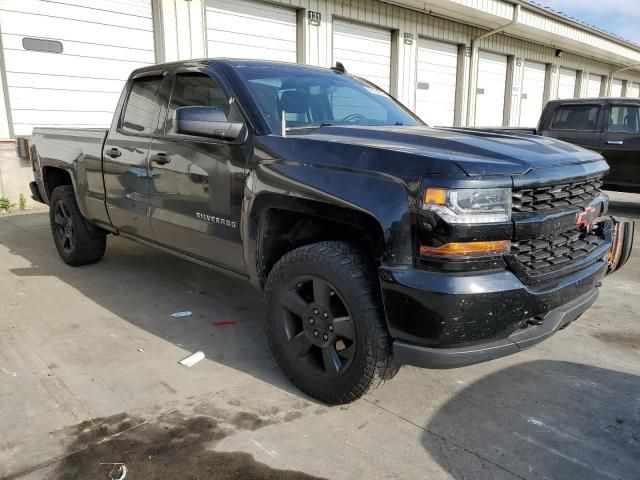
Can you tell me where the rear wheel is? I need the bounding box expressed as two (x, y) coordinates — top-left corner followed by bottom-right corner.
(49, 185), (106, 266)
(264, 241), (397, 404)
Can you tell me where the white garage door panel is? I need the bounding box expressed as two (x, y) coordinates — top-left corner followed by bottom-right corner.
(333, 20), (391, 92)
(520, 61), (546, 128)
(6, 73), (123, 93)
(587, 74), (602, 97)
(0, 0), (155, 136)
(10, 90), (121, 112)
(611, 79), (623, 97)
(558, 68), (576, 99)
(475, 51), (507, 127)
(206, 0), (297, 62)
(1, 34), (152, 63)
(0, 11), (152, 49)
(11, 110), (114, 127)
(630, 83), (640, 98)
(3, 50), (149, 80)
(1, 0), (153, 30)
(416, 39), (458, 126)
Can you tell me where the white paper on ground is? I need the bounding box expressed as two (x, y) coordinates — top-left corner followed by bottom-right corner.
(179, 351), (205, 367)
(171, 311), (192, 317)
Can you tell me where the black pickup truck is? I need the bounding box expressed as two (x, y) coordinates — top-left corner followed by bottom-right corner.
(24, 60), (633, 404)
(516, 98), (640, 193)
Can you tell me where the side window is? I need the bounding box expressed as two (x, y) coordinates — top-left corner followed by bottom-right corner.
(166, 73), (232, 134)
(550, 105), (600, 130)
(608, 105), (640, 133)
(121, 76), (164, 134)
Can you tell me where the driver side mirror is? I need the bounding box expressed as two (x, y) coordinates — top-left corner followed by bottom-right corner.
(175, 106), (244, 140)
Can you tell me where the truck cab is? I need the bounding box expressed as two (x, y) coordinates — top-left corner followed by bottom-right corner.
(538, 98), (640, 193)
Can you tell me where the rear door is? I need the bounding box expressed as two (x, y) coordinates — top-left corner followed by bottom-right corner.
(539, 102), (604, 151)
(103, 71), (168, 240)
(147, 68), (248, 273)
(600, 102), (640, 190)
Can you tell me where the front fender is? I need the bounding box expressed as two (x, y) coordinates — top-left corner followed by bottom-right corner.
(243, 160), (418, 283)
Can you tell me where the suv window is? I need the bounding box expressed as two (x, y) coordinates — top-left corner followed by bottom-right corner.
(550, 104), (600, 130)
(608, 105), (640, 133)
(121, 76), (164, 134)
(166, 73), (234, 134)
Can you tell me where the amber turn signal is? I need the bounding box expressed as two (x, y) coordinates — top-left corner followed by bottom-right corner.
(419, 240), (510, 256)
(423, 187), (447, 205)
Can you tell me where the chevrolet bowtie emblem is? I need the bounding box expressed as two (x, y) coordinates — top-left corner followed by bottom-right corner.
(576, 205), (598, 232)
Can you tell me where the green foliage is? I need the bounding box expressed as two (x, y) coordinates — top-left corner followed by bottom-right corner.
(18, 193), (26, 210)
(0, 196), (15, 213)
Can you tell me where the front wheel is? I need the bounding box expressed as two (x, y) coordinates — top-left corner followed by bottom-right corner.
(49, 185), (106, 266)
(264, 241), (397, 404)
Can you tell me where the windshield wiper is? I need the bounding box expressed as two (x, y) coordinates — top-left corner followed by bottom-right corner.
(285, 122), (333, 132)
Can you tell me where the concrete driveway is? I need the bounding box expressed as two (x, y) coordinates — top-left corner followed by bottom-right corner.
(1, 192), (638, 480)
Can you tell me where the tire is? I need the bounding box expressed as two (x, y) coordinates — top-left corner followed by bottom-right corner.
(49, 185), (106, 266)
(264, 241), (398, 404)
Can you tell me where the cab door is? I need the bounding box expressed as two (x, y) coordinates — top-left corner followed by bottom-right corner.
(147, 68), (249, 273)
(103, 71), (168, 239)
(600, 103), (640, 191)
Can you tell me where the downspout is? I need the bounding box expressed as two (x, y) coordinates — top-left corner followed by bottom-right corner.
(607, 64), (640, 96)
(466, 4), (521, 126)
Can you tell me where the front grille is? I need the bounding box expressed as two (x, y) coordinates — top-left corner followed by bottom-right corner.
(512, 177), (603, 214)
(511, 227), (607, 273)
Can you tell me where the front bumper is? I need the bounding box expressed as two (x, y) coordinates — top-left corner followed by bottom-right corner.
(380, 216), (634, 369)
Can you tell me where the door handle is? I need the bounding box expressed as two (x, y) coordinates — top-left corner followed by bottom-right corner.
(105, 147), (121, 158)
(607, 140), (624, 145)
(150, 153), (170, 165)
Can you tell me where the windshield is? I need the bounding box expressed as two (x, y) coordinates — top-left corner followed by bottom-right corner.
(236, 65), (423, 134)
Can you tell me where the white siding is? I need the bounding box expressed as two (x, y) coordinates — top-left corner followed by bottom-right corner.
(475, 51), (507, 126)
(415, 39), (458, 126)
(611, 78), (623, 97)
(332, 19), (392, 93)
(586, 74), (603, 98)
(558, 68), (577, 99)
(205, 0), (297, 62)
(519, 61), (546, 128)
(0, 0), (155, 136)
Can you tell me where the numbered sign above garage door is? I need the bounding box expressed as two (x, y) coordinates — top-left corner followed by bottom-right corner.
(519, 61), (547, 128)
(415, 39), (458, 127)
(205, 0), (297, 62)
(558, 68), (577, 99)
(0, 0), (156, 136)
(332, 20), (391, 93)
(475, 51), (507, 127)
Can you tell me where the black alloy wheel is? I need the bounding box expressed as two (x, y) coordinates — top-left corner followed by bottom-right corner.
(279, 275), (356, 379)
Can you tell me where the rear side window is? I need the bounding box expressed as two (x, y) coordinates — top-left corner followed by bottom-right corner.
(608, 105), (640, 133)
(121, 76), (164, 134)
(165, 73), (233, 134)
(550, 104), (600, 130)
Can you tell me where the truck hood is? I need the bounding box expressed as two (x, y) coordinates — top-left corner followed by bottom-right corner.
(287, 125), (603, 176)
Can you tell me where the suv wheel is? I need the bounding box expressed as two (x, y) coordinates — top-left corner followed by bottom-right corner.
(49, 185), (106, 266)
(264, 241), (397, 404)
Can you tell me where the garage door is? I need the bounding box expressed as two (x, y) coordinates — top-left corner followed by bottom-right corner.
(630, 82), (640, 98)
(611, 78), (623, 97)
(415, 39), (458, 127)
(558, 68), (577, 99)
(205, 0), (296, 62)
(586, 74), (602, 98)
(0, 0), (155, 136)
(333, 20), (391, 92)
(519, 61), (546, 128)
(475, 51), (507, 127)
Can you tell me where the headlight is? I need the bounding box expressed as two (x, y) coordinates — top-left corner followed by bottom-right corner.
(422, 187), (511, 224)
